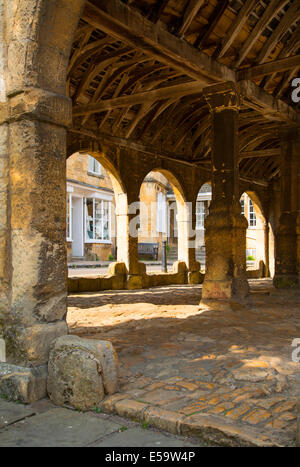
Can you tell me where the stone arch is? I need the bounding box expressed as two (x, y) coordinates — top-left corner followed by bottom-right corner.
(67, 145), (131, 269)
(240, 190), (272, 277)
(138, 167), (196, 271)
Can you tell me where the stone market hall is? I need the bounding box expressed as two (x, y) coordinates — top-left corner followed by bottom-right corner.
(0, 0), (299, 447)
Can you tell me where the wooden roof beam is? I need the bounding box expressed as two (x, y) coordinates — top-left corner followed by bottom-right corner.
(73, 80), (204, 116)
(216, 0), (257, 59)
(237, 54), (300, 81)
(148, 0), (170, 23)
(234, 0), (289, 67)
(239, 148), (280, 161)
(257, 2), (300, 64)
(82, 0), (299, 124)
(177, 0), (205, 37)
(83, 0), (234, 84)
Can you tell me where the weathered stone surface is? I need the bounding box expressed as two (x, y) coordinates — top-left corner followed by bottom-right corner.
(47, 335), (118, 411)
(6, 321), (68, 366)
(0, 363), (47, 403)
(127, 274), (143, 290)
(297, 399), (300, 447)
(68, 262), (128, 293)
(181, 413), (284, 447)
(0, 399), (35, 429)
(200, 85), (249, 311)
(143, 406), (185, 435)
(0, 408), (120, 447)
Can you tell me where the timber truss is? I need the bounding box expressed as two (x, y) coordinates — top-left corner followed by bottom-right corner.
(69, 0), (300, 184)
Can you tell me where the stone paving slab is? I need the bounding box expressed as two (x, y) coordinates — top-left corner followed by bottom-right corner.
(0, 400), (35, 429)
(92, 426), (204, 447)
(0, 400), (208, 447)
(0, 408), (120, 447)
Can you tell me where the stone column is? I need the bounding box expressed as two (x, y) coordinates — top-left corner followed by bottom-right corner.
(0, 0), (85, 403)
(1, 89), (71, 365)
(264, 221), (270, 278)
(200, 82), (249, 311)
(296, 134), (300, 282)
(177, 199), (199, 283)
(116, 193), (144, 289)
(274, 128), (299, 289)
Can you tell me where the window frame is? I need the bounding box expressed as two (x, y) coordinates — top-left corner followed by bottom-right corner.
(88, 155), (102, 176)
(196, 201), (206, 230)
(84, 197), (112, 244)
(66, 192), (73, 242)
(248, 199), (256, 227)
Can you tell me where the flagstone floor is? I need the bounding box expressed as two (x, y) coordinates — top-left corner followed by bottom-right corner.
(68, 279), (300, 446)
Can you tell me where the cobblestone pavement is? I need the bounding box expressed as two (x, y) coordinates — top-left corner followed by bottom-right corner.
(68, 279), (300, 446)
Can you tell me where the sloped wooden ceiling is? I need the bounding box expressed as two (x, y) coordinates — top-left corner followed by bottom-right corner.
(69, 0), (300, 185)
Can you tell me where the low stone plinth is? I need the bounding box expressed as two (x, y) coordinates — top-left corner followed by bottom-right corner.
(68, 262), (127, 293)
(0, 363), (47, 403)
(47, 335), (118, 411)
(142, 261), (188, 288)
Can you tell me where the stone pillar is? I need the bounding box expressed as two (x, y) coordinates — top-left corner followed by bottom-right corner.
(177, 199), (199, 283)
(273, 128), (299, 289)
(0, 0), (85, 403)
(296, 135), (300, 282)
(200, 82), (249, 311)
(1, 90), (72, 364)
(116, 193), (144, 289)
(264, 221), (270, 278)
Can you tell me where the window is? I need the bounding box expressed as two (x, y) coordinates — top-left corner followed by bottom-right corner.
(66, 193), (72, 241)
(85, 198), (111, 242)
(240, 199), (245, 216)
(88, 155), (101, 175)
(246, 249), (256, 259)
(248, 199), (256, 227)
(157, 192), (167, 233)
(196, 201), (206, 229)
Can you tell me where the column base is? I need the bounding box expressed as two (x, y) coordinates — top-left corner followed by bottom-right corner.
(200, 278), (249, 312)
(273, 274), (299, 289)
(199, 297), (250, 312)
(0, 363), (47, 403)
(127, 275), (144, 290)
(188, 271), (204, 285)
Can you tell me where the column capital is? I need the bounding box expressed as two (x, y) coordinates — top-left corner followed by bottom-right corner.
(0, 88), (72, 129)
(203, 81), (241, 112)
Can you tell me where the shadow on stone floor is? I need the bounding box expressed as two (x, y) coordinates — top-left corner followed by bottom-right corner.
(67, 280), (300, 444)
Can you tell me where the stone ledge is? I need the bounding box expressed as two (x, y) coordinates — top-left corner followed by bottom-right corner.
(101, 393), (292, 447)
(0, 88), (72, 128)
(0, 363), (47, 403)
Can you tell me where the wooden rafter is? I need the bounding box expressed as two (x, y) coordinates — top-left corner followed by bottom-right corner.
(148, 0), (170, 23)
(237, 54), (300, 81)
(234, 0), (289, 67)
(216, 0), (257, 59)
(177, 0), (205, 37)
(80, 0), (298, 124)
(73, 80), (204, 116)
(257, 1), (300, 64)
(194, 0), (228, 49)
(239, 148), (280, 160)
